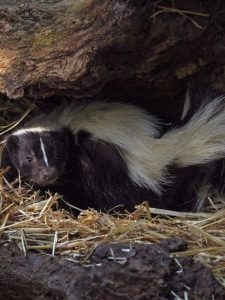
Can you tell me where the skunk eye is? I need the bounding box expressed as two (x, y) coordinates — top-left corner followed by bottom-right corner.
(26, 156), (33, 163)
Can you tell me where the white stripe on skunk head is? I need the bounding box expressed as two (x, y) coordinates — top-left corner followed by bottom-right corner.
(5, 126), (73, 186)
(180, 90), (191, 121)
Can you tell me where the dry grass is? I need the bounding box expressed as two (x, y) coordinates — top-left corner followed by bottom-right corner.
(151, 2), (210, 30)
(0, 96), (225, 288)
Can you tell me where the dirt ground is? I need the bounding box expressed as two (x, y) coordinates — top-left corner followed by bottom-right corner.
(0, 237), (224, 300)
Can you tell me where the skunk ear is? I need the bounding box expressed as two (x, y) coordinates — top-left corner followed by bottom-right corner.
(1, 141), (18, 182)
(5, 135), (19, 155)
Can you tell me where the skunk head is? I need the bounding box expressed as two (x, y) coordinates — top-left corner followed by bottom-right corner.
(5, 126), (73, 186)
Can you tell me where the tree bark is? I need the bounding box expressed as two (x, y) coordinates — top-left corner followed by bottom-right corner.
(1, 241), (225, 300)
(0, 0), (225, 103)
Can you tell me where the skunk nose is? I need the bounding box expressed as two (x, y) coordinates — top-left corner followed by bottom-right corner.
(40, 168), (58, 184)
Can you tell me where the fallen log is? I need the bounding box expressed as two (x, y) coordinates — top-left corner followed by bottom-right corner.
(0, 0), (224, 105)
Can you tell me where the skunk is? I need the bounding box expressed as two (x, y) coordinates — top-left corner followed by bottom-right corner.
(2, 95), (225, 213)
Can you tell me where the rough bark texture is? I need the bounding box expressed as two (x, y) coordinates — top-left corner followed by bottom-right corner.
(0, 0), (225, 109)
(0, 239), (225, 300)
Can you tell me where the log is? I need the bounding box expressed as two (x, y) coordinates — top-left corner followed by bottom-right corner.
(0, 0), (225, 107)
(1, 240), (225, 299)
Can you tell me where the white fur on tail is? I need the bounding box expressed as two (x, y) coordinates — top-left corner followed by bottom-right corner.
(156, 95), (225, 167)
(50, 101), (164, 193)
(48, 96), (225, 194)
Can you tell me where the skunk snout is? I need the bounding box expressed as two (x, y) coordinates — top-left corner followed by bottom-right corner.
(39, 167), (58, 185)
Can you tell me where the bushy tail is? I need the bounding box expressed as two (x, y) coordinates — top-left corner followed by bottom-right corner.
(157, 95), (225, 168)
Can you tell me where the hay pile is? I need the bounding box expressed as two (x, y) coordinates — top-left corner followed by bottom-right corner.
(0, 96), (225, 287)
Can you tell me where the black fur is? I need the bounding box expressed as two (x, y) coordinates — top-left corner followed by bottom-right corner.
(59, 131), (216, 213)
(73, 133), (156, 212)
